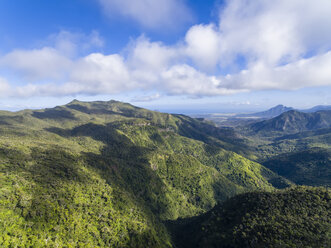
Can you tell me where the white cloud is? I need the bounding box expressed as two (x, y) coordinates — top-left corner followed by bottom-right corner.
(222, 52), (331, 91)
(218, 0), (331, 66)
(127, 36), (179, 85)
(70, 53), (132, 94)
(184, 24), (221, 71)
(0, 47), (72, 81)
(1, 1), (331, 99)
(0, 30), (104, 83)
(131, 93), (161, 102)
(0, 77), (10, 96)
(8, 50), (330, 98)
(128, 36), (177, 72)
(161, 64), (245, 96)
(98, 0), (192, 29)
(179, 0), (331, 69)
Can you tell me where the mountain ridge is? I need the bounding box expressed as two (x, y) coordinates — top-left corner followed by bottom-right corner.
(0, 99), (291, 247)
(302, 105), (331, 113)
(237, 104), (294, 118)
(233, 104), (331, 120)
(247, 109), (331, 135)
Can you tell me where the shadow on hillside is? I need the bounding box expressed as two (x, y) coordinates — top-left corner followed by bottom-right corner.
(46, 123), (171, 217)
(45, 122), (242, 214)
(0, 143), (168, 246)
(32, 108), (77, 120)
(175, 115), (252, 157)
(0, 115), (25, 125)
(0, 146), (85, 184)
(164, 213), (208, 248)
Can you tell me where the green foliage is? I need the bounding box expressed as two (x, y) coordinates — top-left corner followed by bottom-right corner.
(169, 187), (331, 248)
(246, 128), (331, 159)
(0, 100), (283, 247)
(263, 148), (331, 187)
(231, 110), (331, 159)
(248, 110), (331, 135)
(0, 146), (170, 247)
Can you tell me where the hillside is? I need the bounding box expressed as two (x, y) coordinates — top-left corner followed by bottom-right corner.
(262, 148), (331, 187)
(237, 110), (331, 159)
(169, 187), (331, 248)
(302, 105), (331, 113)
(0, 100), (287, 247)
(247, 110), (331, 136)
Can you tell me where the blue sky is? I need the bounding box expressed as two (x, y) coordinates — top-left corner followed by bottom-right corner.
(0, 0), (331, 113)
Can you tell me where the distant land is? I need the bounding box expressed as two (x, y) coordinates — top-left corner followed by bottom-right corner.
(247, 110), (331, 134)
(237, 105), (294, 118)
(191, 104), (331, 127)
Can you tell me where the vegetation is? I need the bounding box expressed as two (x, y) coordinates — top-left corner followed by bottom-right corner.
(168, 187), (331, 248)
(0, 100), (329, 247)
(263, 148), (331, 187)
(247, 110), (331, 136)
(0, 100), (287, 247)
(0, 145), (172, 247)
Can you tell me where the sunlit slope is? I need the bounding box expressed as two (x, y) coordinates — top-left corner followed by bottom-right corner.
(0, 100), (287, 247)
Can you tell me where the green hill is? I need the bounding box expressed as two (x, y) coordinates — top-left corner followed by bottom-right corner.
(0, 100), (287, 247)
(262, 148), (331, 187)
(248, 110), (331, 136)
(249, 128), (331, 159)
(168, 187), (331, 248)
(237, 112), (331, 159)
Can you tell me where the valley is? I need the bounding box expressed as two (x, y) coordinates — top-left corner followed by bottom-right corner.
(0, 100), (330, 247)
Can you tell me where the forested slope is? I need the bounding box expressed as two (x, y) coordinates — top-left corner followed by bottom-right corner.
(0, 100), (287, 247)
(169, 187), (331, 248)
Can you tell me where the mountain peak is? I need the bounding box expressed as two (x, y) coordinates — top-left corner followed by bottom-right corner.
(238, 104), (293, 118)
(269, 104), (292, 111)
(272, 104), (286, 109)
(249, 109), (331, 133)
(68, 99), (81, 104)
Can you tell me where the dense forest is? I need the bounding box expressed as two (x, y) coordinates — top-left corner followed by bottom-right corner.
(168, 187), (331, 248)
(0, 100), (330, 247)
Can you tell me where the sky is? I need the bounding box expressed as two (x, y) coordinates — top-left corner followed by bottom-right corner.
(0, 0), (331, 113)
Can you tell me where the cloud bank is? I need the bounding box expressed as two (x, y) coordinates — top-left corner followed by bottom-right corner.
(1, 0), (331, 99)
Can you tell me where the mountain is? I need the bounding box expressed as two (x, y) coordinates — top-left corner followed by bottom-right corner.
(191, 105), (331, 129)
(236, 104), (331, 119)
(247, 110), (331, 135)
(247, 127), (331, 159)
(302, 105), (331, 113)
(239, 110), (331, 159)
(0, 100), (289, 247)
(262, 148), (331, 187)
(168, 187), (331, 248)
(237, 104), (293, 118)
